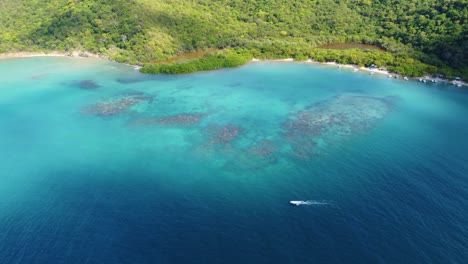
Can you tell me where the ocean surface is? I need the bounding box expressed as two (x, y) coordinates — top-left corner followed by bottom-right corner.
(0, 57), (467, 264)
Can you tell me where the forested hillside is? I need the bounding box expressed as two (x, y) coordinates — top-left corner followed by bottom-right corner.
(0, 0), (466, 77)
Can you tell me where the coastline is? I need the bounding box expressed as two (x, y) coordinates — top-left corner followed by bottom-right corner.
(252, 58), (390, 76)
(251, 58), (467, 87)
(0, 52), (464, 87)
(0, 51), (143, 70)
(0, 51), (104, 60)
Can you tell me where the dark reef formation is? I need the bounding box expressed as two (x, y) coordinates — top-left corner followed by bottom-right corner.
(73, 80), (101, 90)
(283, 95), (392, 159)
(206, 124), (243, 146)
(81, 95), (153, 116)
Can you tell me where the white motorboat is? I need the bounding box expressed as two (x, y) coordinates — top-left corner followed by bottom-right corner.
(290, 200), (307, 206)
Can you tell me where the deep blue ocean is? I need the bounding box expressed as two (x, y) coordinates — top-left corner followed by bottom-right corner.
(0, 57), (467, 263)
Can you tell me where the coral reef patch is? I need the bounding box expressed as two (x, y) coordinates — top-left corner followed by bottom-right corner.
(81, 94), (153, 116)
(283, 95), (392, 159)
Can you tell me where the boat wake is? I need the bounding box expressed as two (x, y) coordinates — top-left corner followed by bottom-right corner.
(290, 200), (335, 206)
(303, 200), (333, 206)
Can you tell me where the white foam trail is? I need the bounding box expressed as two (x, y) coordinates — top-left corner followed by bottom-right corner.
(303, 200), (333, 206)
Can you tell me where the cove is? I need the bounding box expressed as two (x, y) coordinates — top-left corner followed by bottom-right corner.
(0, 57), (467, 264)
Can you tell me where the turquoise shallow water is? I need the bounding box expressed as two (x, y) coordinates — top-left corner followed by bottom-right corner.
(0, 57), (467, 263)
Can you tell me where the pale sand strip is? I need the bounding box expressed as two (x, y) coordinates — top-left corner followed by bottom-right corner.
(0, 53), (464, 86)
(251, 58), (466, 87)
(0, 51), (103, 60)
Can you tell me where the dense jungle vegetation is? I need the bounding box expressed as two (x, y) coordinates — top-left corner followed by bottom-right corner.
(0, 0), (466, 77)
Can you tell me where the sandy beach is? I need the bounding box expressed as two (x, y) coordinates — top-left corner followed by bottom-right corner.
(0, 53), (464, 87)
(251, 58), (467, 87)
(0, 51), (104, 60)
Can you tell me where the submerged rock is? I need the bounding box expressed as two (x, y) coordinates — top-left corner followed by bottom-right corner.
(71, 80), (101, 89)
(206, 124), (243, 146)
(196, 125), (280, 170)
(283, 95), (392, 159)
(81, 95), (153, 116)
(225, 139), (279, 170)
(193, 124), (244, 158)
(248, 139), (277, 157)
